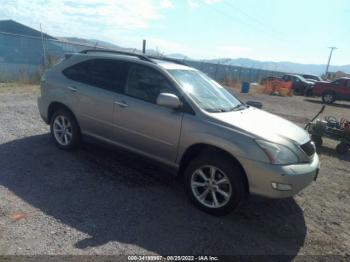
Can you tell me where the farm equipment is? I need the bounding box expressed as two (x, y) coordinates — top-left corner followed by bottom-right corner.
(305, 105), (350, 154)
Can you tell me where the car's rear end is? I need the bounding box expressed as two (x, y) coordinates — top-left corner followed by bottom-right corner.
(312, 82), (328, 97)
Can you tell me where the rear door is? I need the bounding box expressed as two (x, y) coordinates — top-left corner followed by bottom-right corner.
(344, 80), (350, 100)
(331, 79), (347, 100)
(63, 59), (129, 140)
(112, 64), (184, 165)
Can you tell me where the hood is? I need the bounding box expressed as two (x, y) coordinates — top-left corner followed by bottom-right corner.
(208, 107), (310, 145)
(305, 79), (317, 83)
(305, 80), (315, 85)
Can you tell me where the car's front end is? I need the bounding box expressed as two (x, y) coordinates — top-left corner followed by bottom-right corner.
(206, 105), (320, 199)
(167, 67), (320, 200)
(237, 140), (319, 198)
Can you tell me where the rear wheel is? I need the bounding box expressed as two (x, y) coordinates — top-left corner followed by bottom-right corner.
(304, 88), (313, 97)
(184, 153), (246, 216)
(50, 108), (81, 150)
(336, 142), (349, 154)
(322, 92), (336, 104)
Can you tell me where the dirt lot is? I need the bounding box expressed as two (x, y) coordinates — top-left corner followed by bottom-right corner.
(0, 84), (349, 258)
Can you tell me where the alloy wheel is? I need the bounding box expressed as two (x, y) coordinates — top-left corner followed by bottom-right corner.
(191, 165), (232, 208)
(324, 94), (334, 103)
(53, 115), (73, 146)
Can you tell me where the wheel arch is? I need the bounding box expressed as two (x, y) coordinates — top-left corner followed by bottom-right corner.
(322, 89), (336, 97)
(48, 102), (79, 128)
(178, 143), (249, 193)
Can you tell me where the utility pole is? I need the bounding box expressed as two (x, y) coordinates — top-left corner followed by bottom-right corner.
(325, 47), (337, 79)
(142, 40), (146, 54)
(40, 23), (47, 69)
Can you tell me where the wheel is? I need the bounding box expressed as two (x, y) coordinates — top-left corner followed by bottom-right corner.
(184, 153), (246, 216)
(311, 135), (323, 147)
(336, 143), (349, 154)
(322, 92), (335, 104)
(304, 88), (313, 97)
(50, 108), (81, 150)
(293, 89), (301, 96)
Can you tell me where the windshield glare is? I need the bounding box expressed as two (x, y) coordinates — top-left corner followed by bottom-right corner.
(168, 69), (242, 112)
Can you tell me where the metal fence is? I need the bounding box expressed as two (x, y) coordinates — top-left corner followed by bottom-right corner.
(0, 31), (287, 83)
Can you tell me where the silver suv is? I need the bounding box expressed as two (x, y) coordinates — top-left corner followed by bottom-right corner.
(38, 50), (320, 215)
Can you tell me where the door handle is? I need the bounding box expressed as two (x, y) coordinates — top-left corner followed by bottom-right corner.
(67, 86), (77, 92)
(115, 100), (128, 108)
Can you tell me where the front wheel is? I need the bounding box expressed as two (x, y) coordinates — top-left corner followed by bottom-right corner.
(304, 88), (313, 97)
(336, 143), (349, 154)
(184, 153), (246, 216)
(50, 108), (81, 150)
(322, 92), (335, 104)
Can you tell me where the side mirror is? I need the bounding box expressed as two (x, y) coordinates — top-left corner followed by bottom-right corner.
(246, 100), (263, 109)
(156, 93), (182, 109)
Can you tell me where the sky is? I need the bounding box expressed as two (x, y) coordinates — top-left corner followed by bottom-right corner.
(0, 0), (349, 65)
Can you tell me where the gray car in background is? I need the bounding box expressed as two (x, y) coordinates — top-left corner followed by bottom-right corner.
(37, 50), (320, 215)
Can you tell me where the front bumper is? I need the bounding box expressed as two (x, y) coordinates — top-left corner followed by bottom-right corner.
(238, 153), (320, 198)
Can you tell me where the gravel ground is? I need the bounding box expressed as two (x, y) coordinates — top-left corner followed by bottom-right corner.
(0, 84), (349, 259)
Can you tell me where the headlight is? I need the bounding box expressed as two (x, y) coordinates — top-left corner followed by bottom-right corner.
(256, 140), (299, 165)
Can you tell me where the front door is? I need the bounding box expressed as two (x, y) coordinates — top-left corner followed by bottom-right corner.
(113, 64), (183, 165)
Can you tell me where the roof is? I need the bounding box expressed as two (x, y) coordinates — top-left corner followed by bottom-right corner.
(155, 60), (195, 70)
(301, 74), (319, 77)
(0, 19), (56, 39)
(77, 49), (195, 70)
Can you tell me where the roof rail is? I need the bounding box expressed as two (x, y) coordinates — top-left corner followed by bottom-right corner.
(147, 55), (187, 66)
(79, 49), (188, 66)
(79, 49), (154, 63)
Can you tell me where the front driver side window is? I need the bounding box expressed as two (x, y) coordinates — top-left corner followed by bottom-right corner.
(126, 65), (176, 103)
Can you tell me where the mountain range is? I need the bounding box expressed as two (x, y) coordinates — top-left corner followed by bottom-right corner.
(58, 37), (349, 75)
(206, 58), (350, 75)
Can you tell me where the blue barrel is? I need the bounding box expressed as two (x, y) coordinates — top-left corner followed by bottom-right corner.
(241, 82), (250, 93)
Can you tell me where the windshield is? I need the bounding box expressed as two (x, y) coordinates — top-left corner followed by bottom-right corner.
(169, 69), (243, 112)
(303, 75), (321, 81)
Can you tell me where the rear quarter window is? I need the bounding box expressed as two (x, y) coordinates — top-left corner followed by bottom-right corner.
(63, 59), (129, 93)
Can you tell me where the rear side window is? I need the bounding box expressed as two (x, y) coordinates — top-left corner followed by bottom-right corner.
(63, 59), (129, 93)
(333, 79), (345, 86)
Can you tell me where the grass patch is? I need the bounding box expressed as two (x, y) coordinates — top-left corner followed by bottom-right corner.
(0, 83), (40, 94)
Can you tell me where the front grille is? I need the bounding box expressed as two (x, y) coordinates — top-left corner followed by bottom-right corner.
(301, 141), (316, 157)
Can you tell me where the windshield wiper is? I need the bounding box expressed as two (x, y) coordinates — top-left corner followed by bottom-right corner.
(207, 104), (248, 113)
(226, 104), (248, 112)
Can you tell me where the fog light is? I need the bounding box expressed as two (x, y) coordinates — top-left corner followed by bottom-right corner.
(271, 182), (292, 191)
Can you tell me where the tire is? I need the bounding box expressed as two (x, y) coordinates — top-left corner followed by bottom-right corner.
(304, 88), (313, 97)
(322, 92), (336, 104)
(336, 143), (349, 154)
(311, 135), (323, 147)
(50, 108), (81, 150)
(184, 152), (246, 216)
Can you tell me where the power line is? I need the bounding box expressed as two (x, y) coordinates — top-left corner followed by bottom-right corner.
(222, 1), (287, 38)
(201, 2), (291, 47)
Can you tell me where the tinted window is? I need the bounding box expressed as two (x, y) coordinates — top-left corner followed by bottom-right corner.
(283, 75), (290, 81)
(125, 65), (176, 103)
(333, 79), (345, 86)
(63, 59), (129, 92)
